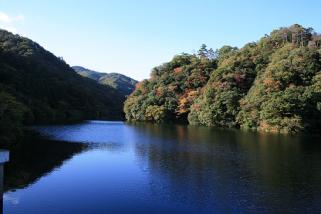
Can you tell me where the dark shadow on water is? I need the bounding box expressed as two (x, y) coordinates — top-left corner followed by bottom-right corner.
(4, 133), (88, 192)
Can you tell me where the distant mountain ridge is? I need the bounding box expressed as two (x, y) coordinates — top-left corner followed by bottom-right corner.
(72, 66), (137, 96)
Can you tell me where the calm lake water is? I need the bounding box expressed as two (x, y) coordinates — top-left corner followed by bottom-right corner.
(3, 121), (321, 213)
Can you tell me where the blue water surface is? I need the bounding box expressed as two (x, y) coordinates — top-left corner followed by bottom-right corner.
(3, 121), (321, 214)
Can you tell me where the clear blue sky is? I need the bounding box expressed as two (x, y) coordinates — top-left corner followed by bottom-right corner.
(1, 0), (321, 80)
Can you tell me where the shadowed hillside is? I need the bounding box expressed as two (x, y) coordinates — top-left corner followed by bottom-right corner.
(0, 30), (125, 143)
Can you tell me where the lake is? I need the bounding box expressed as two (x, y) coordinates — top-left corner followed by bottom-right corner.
(3, 121), (321, 213)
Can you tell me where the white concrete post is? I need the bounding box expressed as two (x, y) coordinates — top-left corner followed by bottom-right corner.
(0, 150), (9, 214)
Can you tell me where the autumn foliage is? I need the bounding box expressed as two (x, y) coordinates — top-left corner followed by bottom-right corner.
(124, 47), (217, 123)
(125, 25), (321, 133)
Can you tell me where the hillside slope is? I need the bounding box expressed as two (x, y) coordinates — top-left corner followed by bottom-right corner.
(72, 66), (137, 96)
(125, 24), (321, 133)
(0, 30), (124, 142)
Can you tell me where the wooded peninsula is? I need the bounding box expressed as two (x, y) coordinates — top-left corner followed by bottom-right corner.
(125, 24), (321, 134)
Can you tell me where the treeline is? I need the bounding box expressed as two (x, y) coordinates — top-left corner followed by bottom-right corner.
(0, 30), (124, 143)
(124, 24), (321, 134)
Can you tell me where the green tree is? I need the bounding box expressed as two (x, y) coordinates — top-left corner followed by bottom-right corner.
(0, 91), (28, 143)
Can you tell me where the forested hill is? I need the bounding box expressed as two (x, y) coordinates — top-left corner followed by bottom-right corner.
(0, 29), (124, 142)
(72, 66), (137, 96)
(124, 24), (321, 134)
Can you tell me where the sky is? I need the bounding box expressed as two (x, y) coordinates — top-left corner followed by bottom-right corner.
(1, 0), (321, 80)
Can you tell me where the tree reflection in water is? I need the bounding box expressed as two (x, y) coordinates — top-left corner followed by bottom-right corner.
(131, 123), (321, 213)
(4, 134), (88, 192)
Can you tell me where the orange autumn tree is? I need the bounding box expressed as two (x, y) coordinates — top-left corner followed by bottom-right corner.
(124, 45), (217, 122)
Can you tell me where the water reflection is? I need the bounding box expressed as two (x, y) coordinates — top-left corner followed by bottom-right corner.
(4, 136), (88, 192)
(130, 123), (321, 213)
(34, 121), (133, 144)
(2, 121), (321, 213)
